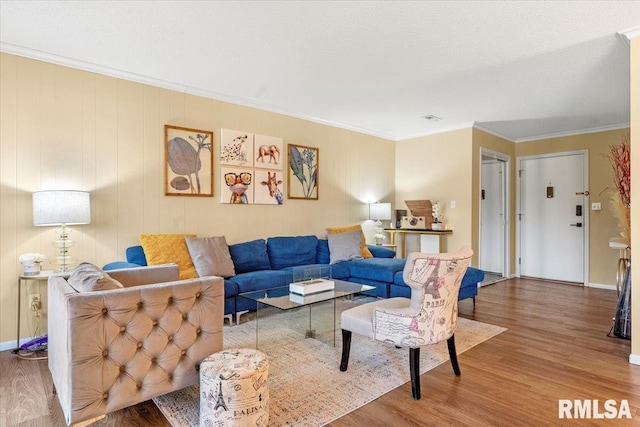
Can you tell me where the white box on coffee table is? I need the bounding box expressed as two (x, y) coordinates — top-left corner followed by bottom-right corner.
(289, 278), (335, 295)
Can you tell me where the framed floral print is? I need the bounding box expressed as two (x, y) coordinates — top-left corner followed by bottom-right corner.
(165, 125), (213, 197)
(287, 143), (318, 200)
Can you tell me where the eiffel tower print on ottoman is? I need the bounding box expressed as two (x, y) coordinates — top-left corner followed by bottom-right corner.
(200, 348), (269, 426)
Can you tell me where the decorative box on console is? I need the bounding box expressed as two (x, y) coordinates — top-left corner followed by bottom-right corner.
(289, 278), (335, 295)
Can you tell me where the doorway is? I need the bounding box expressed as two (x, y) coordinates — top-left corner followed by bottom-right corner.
(479, 148), (510, 285)
(517, 151), (589, 284)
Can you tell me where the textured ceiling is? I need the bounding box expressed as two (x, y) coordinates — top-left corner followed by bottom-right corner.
(1, 1), (639, 142)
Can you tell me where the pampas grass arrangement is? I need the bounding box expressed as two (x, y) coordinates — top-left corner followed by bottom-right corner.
(605, 133), (631, 243)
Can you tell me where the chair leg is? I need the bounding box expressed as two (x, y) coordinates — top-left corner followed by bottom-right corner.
(447, 334), (461, 376)
(340, 329), (352, 371)
(409, 347), (421, 399)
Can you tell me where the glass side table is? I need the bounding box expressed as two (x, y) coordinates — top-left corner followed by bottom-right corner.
(14, 270), (55, 360)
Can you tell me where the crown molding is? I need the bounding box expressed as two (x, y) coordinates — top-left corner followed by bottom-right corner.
(619, 25), (640, 40)
(0, 43), (398, 142)
(514, 123), (630, 143)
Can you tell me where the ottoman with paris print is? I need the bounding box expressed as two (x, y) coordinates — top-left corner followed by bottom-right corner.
(200, 348), (269, 427)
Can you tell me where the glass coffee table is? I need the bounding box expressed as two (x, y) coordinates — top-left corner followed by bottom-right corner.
(239, 279), (374, 349)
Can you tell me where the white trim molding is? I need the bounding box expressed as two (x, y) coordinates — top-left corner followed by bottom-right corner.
(629, 353), (640, 366)
(587, 283), (617, 291)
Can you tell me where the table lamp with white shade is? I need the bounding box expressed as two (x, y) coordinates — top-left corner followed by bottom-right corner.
(32, 190), (91, 272)
(369, 202), (391, 245)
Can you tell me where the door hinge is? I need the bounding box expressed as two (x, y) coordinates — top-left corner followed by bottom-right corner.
(519, 257), (521, 265)
(518, 170), (522, 178)
(518, 213), (522, 221)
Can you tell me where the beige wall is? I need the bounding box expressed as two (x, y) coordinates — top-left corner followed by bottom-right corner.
(515, 129), (628, 286)
(395, 128), (475, 262)
(630, 37), (639, 360)
(472, 129), (517, 276)
(0, 53), (395, 345)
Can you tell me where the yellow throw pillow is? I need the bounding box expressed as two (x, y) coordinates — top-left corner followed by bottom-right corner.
(326, 225), (373, 258)
(140, 234), (198, 280)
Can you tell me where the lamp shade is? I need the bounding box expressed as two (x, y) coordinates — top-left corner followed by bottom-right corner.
(369, 202), (391, 221)
(33, 190), (91, 226)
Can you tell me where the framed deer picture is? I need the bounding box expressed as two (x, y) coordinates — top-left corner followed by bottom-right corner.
(165, 125), (213, 197)
(287, 143), (318, 200)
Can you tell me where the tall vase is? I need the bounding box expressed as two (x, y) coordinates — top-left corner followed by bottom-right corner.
(613, 262), (631, 339)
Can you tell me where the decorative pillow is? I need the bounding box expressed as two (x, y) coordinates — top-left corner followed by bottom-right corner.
(68, 262), (123, 292)
(326, 225), (373, 258)
(228, 239), (271, 274)
(327, 230), (364, 264)
(186, 236), (235, 278)
(139, 234), (198, 280)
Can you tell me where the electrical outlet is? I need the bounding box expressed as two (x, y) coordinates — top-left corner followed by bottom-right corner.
(450, 200), (456, 209)
(592, 202), (602, 211)
(29, 293), (41, 311)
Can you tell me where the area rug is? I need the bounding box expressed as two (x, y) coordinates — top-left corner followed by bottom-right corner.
(153, 299), (506, 426)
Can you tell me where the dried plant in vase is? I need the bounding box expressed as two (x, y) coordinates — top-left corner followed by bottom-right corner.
(605, 133), (630, 243)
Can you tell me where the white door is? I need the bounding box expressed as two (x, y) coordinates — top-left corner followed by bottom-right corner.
(519, 152), (587, 283)
(480, 161), (505, 274)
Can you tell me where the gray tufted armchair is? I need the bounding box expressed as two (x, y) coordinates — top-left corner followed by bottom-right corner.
(340, 247), (473, 399)
(48, 263), (224, 426)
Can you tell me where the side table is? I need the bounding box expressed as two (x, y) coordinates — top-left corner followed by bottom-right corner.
(14, 270), (54, 360)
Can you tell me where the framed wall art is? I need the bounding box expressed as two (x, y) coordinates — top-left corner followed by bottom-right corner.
(165, 125), (213, 197)
(254, 170), (284, 205)
(287, 143), (318, 200)
(220, 167), (254, 204)
(254, 134), (283, 170)
(221, 129), (254, 167)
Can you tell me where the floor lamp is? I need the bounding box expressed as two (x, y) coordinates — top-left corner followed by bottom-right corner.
(32, 190), (91, 273)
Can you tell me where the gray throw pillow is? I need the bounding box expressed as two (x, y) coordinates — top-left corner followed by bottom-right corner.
(327, 230), (364, 264)
(186, 236), (236, 278)
(68, 262), (124, 292)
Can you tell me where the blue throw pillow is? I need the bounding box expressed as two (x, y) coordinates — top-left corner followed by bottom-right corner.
(229, 239), (271, 274)
(267, 235), (318, 270)
(126, 246), (148, 266)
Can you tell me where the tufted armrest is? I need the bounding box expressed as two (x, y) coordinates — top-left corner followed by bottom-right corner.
(48, 273), (224, 426)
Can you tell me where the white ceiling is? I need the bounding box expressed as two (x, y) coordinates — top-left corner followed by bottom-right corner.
(1, 1), (639, 142)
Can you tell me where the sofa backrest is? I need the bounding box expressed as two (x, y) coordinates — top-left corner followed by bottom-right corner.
(267, 235), (319, 269)
(228, 239), (272, 273)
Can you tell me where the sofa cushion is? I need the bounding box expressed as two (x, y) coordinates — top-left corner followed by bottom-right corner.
(316, 239), (330, 264)
(267, 235), (318, 270)
(126, 245), (147, 266)
(139, 234), (197, 280)
(327, 225), (373, 258)
(68, 262), (123, 292)
(349, 258), (406, 283)
(328, 230), (364, 264)
(186, 236), (235, 278)
(229, 270), (292, 293)
(228, 239), (271, 274)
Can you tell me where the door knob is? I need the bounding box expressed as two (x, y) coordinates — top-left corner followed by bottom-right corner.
(570, 223), (583, 227)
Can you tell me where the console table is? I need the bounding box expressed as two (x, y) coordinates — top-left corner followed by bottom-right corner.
(384, 229), (453, 258)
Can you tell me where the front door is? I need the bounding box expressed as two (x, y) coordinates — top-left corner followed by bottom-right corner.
(519, 152), (588, 283)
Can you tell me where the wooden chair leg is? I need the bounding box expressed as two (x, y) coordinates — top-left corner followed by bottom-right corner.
(447, 334), (461, 376)
(409, 347), (421, 400)
(340, 329), (352, 371)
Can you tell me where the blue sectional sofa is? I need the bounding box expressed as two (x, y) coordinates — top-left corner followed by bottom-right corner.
(104, 235), (484, 322)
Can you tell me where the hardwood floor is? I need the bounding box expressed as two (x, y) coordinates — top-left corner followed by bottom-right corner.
(2, 278), (639, 426)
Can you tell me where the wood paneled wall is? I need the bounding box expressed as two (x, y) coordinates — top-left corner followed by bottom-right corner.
(0, 53), (395, 345)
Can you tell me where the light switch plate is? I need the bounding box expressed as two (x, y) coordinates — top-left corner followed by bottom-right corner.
(450, 200), (456, 209)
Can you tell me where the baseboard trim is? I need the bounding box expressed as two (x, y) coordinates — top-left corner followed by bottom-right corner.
(587, 282), (617, 291)
(0, 337), (36, 353)
(629, 354), (640, 365)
